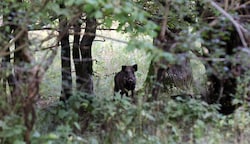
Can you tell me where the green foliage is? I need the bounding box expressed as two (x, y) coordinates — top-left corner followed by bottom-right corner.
(0, 114), (26, 143)
(33, 91), (250, 144)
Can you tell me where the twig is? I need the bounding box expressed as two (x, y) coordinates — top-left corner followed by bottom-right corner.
(38, 44), (59, 51)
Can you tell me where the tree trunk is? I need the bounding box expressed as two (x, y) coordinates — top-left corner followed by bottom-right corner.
(77, 17), (97, 95)
(59, 5), (72, 101)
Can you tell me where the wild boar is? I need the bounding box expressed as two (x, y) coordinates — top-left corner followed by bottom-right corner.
(114, 64), (137, 99)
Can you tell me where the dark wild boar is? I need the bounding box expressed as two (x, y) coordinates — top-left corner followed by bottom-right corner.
(114, 64), (137, 99)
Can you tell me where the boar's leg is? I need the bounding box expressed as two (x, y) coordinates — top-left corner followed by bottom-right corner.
(125, 91), (128, 97)
(120, 88), (128, 98)
(131, 90), (134, 98)
(114, 85), (119, 95)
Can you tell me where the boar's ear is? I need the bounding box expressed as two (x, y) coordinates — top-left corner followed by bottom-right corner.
(122, 65), (126, 71)
(133, 64), (137, 72)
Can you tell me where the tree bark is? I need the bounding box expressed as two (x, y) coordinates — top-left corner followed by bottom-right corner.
(59, 5), (72, 101)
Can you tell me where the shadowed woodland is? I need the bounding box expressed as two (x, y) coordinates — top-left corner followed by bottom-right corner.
(0, 0), (250, 143)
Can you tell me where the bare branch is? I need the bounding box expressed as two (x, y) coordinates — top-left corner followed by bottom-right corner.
(208, 0), (248, 47)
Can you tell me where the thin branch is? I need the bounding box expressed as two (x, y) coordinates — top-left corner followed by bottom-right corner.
(2, 28), (25, 52)
(208, 0), (248, 47)
(28, 27), (119, 31)
(69, 32), (128, 44)
(38, 44), (59, 51)
(94, 33), (128, 44)
(0, 43), (26, 57)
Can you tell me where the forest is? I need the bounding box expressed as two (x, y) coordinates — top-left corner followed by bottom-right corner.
(0, 0), (250, 143)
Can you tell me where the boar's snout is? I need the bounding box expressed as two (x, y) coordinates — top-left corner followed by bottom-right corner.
(127, 77), (136, 85)
(128, 78), (134, 83)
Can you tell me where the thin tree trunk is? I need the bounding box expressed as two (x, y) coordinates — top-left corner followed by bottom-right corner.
(59, 5), (72, 101)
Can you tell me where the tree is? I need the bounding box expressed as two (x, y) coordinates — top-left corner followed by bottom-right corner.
(0, 1), (57, 143)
